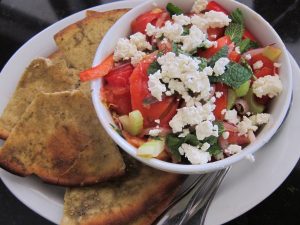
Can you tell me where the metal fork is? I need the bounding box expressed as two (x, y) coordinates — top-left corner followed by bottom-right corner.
(154, 167), (230, 225)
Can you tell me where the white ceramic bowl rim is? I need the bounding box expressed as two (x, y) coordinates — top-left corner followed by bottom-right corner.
(91, 0), (293, 174)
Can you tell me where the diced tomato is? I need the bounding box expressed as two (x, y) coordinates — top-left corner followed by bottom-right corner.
(249, 54), (274, 70)
(104, 63), (134, 86)
(228, 50), (241, 62)
(122, 130), (146, 147)
(129, 54), (175, 127)
(214, 83), (228, 120)
(207, 27), (225, 41)
(198, 35), (231, 59)
(243, 29), (257, 41)
(254, 67), (274, 79)
(157, 39), (172, 53)
(227, 131), (250, 146)
(206, 1), (229, 14)
(131, 9), (163, 34)
(159, 100), (179, 127)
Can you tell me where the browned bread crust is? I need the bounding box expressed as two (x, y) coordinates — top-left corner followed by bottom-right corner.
(0, 90), (125, 186)
(54, 9), (129, 71)
(61, 154), (185, 225)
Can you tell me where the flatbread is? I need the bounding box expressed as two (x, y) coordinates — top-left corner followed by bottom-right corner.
(54, 9), (130, 71)
(0, 90), (125, 186)
(61, 153), (184, 225)
(0, 57), (80, 139)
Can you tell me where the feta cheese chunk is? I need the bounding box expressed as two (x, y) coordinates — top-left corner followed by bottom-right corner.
(191, 11), (231, 31)
(224, 109), (240, 125)
(172, 14), (191, 26)
(114, 38), (138, 61)
(253, 60), (264, 70)
(131, 51), (146, 66)
(179, 143), (211, 165)
(249, 113), (270, 125)
(225, 144), (242, 155)
(191, 0), (208, 14)
(252, 75), (283, 98)
(130, 32), (152, 51)
(237, 116), (258, 135)
(145, 23), (158, 36)
(181, 25), (206, 52)
(147, 71), (166, 101)
(195, 121), (219, 140)
(148, 128), (161, 137)
(201, 142), (211, 151)
(213, 57), (230, 76)
(159, 21), (183, 42)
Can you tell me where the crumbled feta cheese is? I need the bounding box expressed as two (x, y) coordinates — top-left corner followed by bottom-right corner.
(274, 62), (281, 68)
(215, 91), (223, 98)
(249, 113), (270, 125)
(113, 38), (138, 61)
(213, 57), (230, 76)
(235, 46), (241, 54)
(203, 66), (213, 76)
(148, 71), (166, 101)
(222, 131), (230, 139)
(172, 14), (191, 26)
(191, 11), (231, 31)
(237, 116), (258, 135)
(178, 128), (190, 138)
(160, 21), (183, 42)
(252, 75), (283, 98)
(181, 25), (206, 52)
(149, 129), (161, 136)
(195, 121), (218, 140)
(191, 15), (208, 31)
(130, 32), (152, 51)
(245, 54), (252, 60)
(179, 143), (211, 164)
(201, 142), (211, 151)
(215, 152), (224, 160)
(225, 144), (242, 155)
(253, 60), (264, 70)
(221, 109), (227, 115)
(224, 109), (240, 125)
(145, 23), (158, 36)
(191, 0), (208, 14)
(131, 51), (146, 66)
(154, 119), (160, 124)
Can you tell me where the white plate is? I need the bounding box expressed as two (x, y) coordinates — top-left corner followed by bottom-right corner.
(0, 1), (299, 225)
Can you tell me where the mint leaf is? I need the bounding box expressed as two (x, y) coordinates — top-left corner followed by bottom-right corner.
(203, 136), (218, 145)
(214, 121), (225, 135)
(209, 62), (252, 88)
(225, 23), (244, 43)
(238, 38), (259, 53)
(209, 46), (229, 66)
(166, 134), (182, 162)
(230, 8), (244, 24)
(166, 3), (184, 16)
(208, 143), (222, 156)
(147, 61), (161, 75)
(184, 134), (200, 146)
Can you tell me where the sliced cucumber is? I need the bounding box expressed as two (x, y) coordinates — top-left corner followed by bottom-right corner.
(235, 80), (250, 97)
(244, 88), (265, 113)
(137, 139), (165, 158)
(119, 110), (144, 136)
(262, 46), (282, 62)
(227, 89), (237, 110)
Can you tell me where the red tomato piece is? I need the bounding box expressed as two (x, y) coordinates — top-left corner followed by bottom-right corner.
(159, 100), (179, 127)
(227, 131), (250, 146)
(207, 27), (225, 41)
(131, 9), (163, 34)
(243, 29), (257, 41)
(250, 54), (274, 70)
(206, 1), (229, 14)
(129, 55), (175, 127)
(198, 35), (231, 59)
(214, 83), (228, 120)
(155, 12), (170, 28)
(104, 63), (134, 86)
(228, 50), (241, 62)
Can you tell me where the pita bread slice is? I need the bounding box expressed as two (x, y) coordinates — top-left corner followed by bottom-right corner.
(0, 57), (80, 139)
(61, 154), (185, 225)
(0, 90), (125, 186)
(54, 9), (129, 70)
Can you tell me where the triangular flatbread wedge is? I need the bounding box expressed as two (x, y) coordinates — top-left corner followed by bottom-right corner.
(54, 9), (129, 70)
(61, 154), (184, 225)
(0, 90), (125, 186)
(0, 57), (80, 139)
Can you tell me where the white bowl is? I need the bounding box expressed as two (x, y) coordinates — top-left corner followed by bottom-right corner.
(91, 0), (292, 174)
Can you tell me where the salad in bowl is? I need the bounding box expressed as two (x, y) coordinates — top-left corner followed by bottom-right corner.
(83, 0), (292, 173)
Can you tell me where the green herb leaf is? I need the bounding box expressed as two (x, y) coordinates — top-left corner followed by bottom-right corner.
(209, 62), (253, 89)
(225, 23), (244, 43)
(166, 134), (182, 162)
(147, 61), (161, 75)
(230, 8), (244, 24)
(208, 143), (222, 156)
(184, 134), (200, 146)
(198, 58), (208, 71)
(166, 3), (184, 16)
(110, 123), (123, 137)
(238, 38), (259, 53)
(182, 26), (190, 35)
(209, 46), (229, 66)
(214, 121), (225, 135)
(203, 136), (218, 146)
